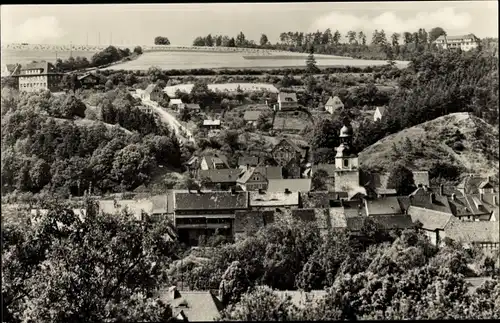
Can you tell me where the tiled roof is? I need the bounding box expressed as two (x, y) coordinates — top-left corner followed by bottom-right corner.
(365, 197), (404, 216)
(275, 290), (327, 308)
(243, 110), (263, 121)
(198, 169), (240, 183)
(444, 220), (499, 243)
(249, 191), (299, 207)
(397, 196), (411, 213)
(457, 176), (492, 194)
(174, 191), (248, 210)
(410, 193), (453, 214)
(237, 167), (260, 184)
(325, 96), (343, 107)
(278, 92), (298, 102)
(21, 61), (56, 74)
(238, 156), (261, 167)
(157, 288), (223, 322)
(256, 166), (283, 180)
(267, 179), (311, 193)
(300, 192), (346, 209)
(97, 199), (153, 220)
(234, 210), (274, 233)
(407, 205), (453, 230)
(448, 194), (493, 218)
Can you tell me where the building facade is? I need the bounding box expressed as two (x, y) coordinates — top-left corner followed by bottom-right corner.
(334, 123), (360, 192)
(18, 62), (63, 93)
(434, 34), (481, 51)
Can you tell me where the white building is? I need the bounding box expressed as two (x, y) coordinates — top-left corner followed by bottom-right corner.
(434, 34), (481, 51)
(374, 106), (386, 122)
(325, 96), (344, 114)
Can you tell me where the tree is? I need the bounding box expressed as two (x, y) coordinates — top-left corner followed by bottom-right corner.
(105, 79), (114, 91)
(305, 45), (320, 74)
(206, 34), (214, 47)
(60, 74), (82, 93)
(219, 261), (252, 307)
(133, 46), (143, 55)
(236, 32), (246, 47)
(311, 169), (328, 191)
(333, 30), (341, 45)
(386, 164), (416, 195)
(260, 34), (269, 46)
(428, 27), (446, 43)
(346, 30), (358, 45)
(2, 200), (177, 322)
(358, 31), (367, 46)
(154, 36), (171, 45)
(60, 95), (87, 119)
(228, 37), (236, 47)
(179, 107), (191, 122)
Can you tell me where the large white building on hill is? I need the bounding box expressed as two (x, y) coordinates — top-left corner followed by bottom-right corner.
(434, 34), (481, 51)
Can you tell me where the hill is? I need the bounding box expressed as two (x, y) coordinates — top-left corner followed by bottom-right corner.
(359, 113), (499, 178)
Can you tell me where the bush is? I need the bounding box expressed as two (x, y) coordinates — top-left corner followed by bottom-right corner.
(453, 141), (465, 151)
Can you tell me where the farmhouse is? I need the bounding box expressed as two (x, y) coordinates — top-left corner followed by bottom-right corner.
(202, 119), (221, 130)
(325, 96), (344, 114)
(237, 167), (269, 191)
(271, 137), (309, 178)
(277, 92), (299, 111)
(17, 62), (63, 93)
(142, 84), (164, 102)
(169, 98), (185, 110)
(78, 73), (100, 89)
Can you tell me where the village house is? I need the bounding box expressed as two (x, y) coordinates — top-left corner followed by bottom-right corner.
(271, 137), (309, 178)
(249, 190), (300, 212)
(198, 169), (242, 190)
(434, 33), (481, 51)
(442, 220), (499, 255)
(457, 175), (496, 195)
(277, 92), (299, 111)
(142, 83), (164, 102)
(17, 62), (63, 93)
(243, 110), (264, 126)
(199, 154), (229, 170)
(202, 119), (222, 131)
(325, 96), (344, 114)
(78, 73), (100, 89)
(173, 190), (249, 245)
(157, 286), (224, 322)
(364, 196), (406, 216)
(237, 167), (268, 191)
(373, 106), (387, 121)
(183, 103), (201, 113)
(169, 98), (185, 110)
(447, 192), (495, 222)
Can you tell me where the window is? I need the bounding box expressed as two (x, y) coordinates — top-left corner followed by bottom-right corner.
(343, 159), (349, 167)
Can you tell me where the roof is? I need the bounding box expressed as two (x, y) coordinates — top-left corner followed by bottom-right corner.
(267, 179), (311, 193)
(201, 155), (229, 169)
(444, 220), (499, 243)
(375, 106), (386, 115)
(465, 277), (493, 294)
(203, 120), (221, 126)
(157, 288), (223, 322)
(237, 167), (261, 184)
(199, 169), (241, 183)
(243, 110), (263, 121)
(448, 195), (493, 218)
(329, 207), (348, 228)
(21, 61), (57, 74)
(174, 191), (248, 210)
(435, 34), (479, 41)
(275, 290), (327, 308)
(255, 166), (283, 180)
(457, 176), (491, 194)
(249, 191), (299, 207)
(346, 215), (414, 231)
(410, 193), (453, 214)
(300, 191), (347, 209)
(238, 156), (261, 167)
(375, 188), (397, 195)
(408, 205), (453, 230)
(273, 137), (308, 157)
(3, 63), (21, 76)
(144, 84), (159, 95)
(150, 193), (173, 214)
(97, 199), (153, 220)
(185, 103), (201, 110)
(170, 98), (184, 104)
(365, 197), (404, 216)
(234, 210), (274, 233)
(77, 73), (98, 81)
(278, 92), (298, 103)
(325, 96), (343, 107)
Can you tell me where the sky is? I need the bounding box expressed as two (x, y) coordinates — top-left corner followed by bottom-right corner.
(1, 1), (498, 46)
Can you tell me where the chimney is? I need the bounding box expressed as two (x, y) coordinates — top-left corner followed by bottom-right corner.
(284, 188), (291, 194)
(430, 193), (435, 204)
(451, 193), (456, 201)
(440, 184), (444, 196)
(494, 195), (498, 206)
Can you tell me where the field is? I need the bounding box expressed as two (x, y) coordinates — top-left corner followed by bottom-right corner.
(1, 49), (98, 66)
(163, 83), (279, 97)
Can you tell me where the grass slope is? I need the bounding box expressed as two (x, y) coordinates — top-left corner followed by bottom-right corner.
(359, 113), (499, 177)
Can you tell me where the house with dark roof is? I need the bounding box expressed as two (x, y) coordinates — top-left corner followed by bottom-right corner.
(457, 175), (496, 195)
(448, 193), (495, 222)
(142, 83), (164, 102)
(237, 167), (269, 191)
(157, 286), (224, 322)
(17, 61), (63, 93)
(271, 138), (309, 178)
(198, 169), (242, 190)
(173, 191), (249, 245)
(77, 73), (100, 89)
(184, 103), (201, 113)
(277, 92), (299, 111)
(325, 96), (344, 114)
(364, 196), (405, 216)
(233, 210), (274, 241)
(443, 220), (499, 254)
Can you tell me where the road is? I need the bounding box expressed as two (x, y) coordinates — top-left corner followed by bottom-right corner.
(134, 95), (196, 145)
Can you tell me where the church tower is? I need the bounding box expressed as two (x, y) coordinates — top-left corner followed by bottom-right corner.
(334, 122), (360, 192)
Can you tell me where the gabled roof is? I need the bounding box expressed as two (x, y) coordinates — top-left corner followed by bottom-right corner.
(234, 210), (274, 233)
(21, 61), (56, 74)
(201, 155), (229, 170)
(144, 84), (159, 95)
(325, 96), (343, 107)
(278, 92), (298, 102)
(255, 166), (283, 180)
(273, 137), (308, 157)
(444, 220), (499, 244)
(435, 34), (480, 41)
(365, 196), (404, 216)
(238, 156), (261, 167)
(243, 110), (263, 122)
(174, 191), (248, 210)
(237, 167), (264, 184)
(3, 63), (21, 76)
(408, 206), (453, 230)
(158, 288), (223, 322)
(458, 175), (492, 194)
(410, 193), (453, 214)
(198, 169), (241, 183)
(267, 179), (311, 193)
(249, 191), (299, 207)
(375, 106), (386, 115)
